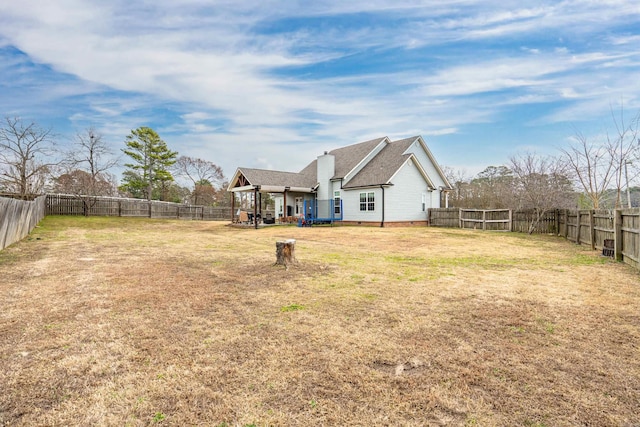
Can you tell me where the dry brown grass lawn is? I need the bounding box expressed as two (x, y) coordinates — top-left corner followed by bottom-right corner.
(1, 216), (639, 426)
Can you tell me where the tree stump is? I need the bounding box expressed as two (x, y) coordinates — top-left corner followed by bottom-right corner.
(275, 239), (297, 268)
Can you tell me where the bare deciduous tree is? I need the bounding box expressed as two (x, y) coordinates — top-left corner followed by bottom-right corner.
(510, 152), (575, 234)
(561, 105), (640, 208)
(70, 127), (119, 188)
(54, 128), (119, 215)
(53, 169), (116, 197)
(560, 131), (613, 209)
(606, 106), (640, 207)
(441, 165), (470, 208)
(0, 117), (57, 199)
(174, 156), (224, 205)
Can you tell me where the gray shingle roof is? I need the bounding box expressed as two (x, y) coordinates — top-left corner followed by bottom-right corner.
(237, 167), (315, 188)
(297, 159), (318, 185)
(342, 137), (417, 188)
(232, 135), (432, 191)
(295, 136), (387, 183)
(328, 137), (387, 179)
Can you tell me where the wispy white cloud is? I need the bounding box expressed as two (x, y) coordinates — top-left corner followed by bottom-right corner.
(0, 0), (638, 175)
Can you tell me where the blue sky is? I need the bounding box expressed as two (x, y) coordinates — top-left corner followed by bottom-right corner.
(1, 1), (639, 181)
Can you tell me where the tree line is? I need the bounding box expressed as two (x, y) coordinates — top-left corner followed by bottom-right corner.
(2, 107), (638, 216)
(445, 107), (640, 215)
(0, 117), (229, 209)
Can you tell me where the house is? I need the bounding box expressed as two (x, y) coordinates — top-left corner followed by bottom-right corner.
(227, 136), (452, 226)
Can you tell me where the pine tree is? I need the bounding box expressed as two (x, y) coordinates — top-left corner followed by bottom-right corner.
(121, 127), (178, 201)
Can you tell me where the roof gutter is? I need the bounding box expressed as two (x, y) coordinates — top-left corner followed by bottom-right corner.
(231, 185), (314, 193)
(341, 183), (394, 191)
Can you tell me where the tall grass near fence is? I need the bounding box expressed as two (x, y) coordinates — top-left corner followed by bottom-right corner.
(0, 195), (46, 250)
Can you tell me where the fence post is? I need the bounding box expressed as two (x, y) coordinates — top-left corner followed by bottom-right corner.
(459, 208), (462, 229)
(576, 211), (581, 245)
(589, 210), (595, 250)
(508, 209), (513, 232)
(614, 209), (623, 262)
(482, 210), (486, 231)
(564, 210), (569, 239)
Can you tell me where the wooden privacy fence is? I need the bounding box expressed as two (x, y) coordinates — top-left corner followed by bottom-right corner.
(0, 195), (46, 250)
(429, 208), (557, 234)
(459, 209), (512, 231)
(46, 194), (231, 221)
(558, 209), (640, 270)
(429, 207), (640, 271)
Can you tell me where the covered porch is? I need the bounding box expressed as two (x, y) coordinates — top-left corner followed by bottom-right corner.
(227, 167), (316, 229)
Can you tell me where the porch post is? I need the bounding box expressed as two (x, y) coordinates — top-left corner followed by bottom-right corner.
(254, 186), (258, 229)
(283, 189), (288, 221)
(230, 191), (235, 223)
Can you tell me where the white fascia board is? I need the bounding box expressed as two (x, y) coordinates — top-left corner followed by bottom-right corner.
(412, 136), (453, 189)
(226, 168), (244, 191)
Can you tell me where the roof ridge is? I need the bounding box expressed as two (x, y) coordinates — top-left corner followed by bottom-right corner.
(329, 136), (387, 154)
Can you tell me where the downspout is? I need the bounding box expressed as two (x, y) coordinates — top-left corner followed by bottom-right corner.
(380, 185), (385, 227)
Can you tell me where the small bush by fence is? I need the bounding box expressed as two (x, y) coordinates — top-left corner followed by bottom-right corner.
(429, 207), (640, 271)
(45, 194), (231, 221)
(0, 195), (46, 250)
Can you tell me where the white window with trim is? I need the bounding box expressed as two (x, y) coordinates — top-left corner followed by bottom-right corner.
(359, 192), (375, 211)
(334, 191), (341, 214)
(295, 197), (303, 215)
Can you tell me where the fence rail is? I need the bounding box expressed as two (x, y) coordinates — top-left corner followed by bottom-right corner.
(459, 209), (512, 231)
(429, 208), (557, 234)
(45, 194), (231, 221)
(429, 207), (640, 272)
(0, 195), (46, 250)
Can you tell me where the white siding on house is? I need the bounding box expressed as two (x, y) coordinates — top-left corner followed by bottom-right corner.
(404, 139), (448, 189)
(384, 160), (433, 222)
(430, 189), (441, 208)
(316, 153), (335, 201)
(341, 187), (382, 222)
(330, 180), (341, 194)
(273, 192), (312, 218)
